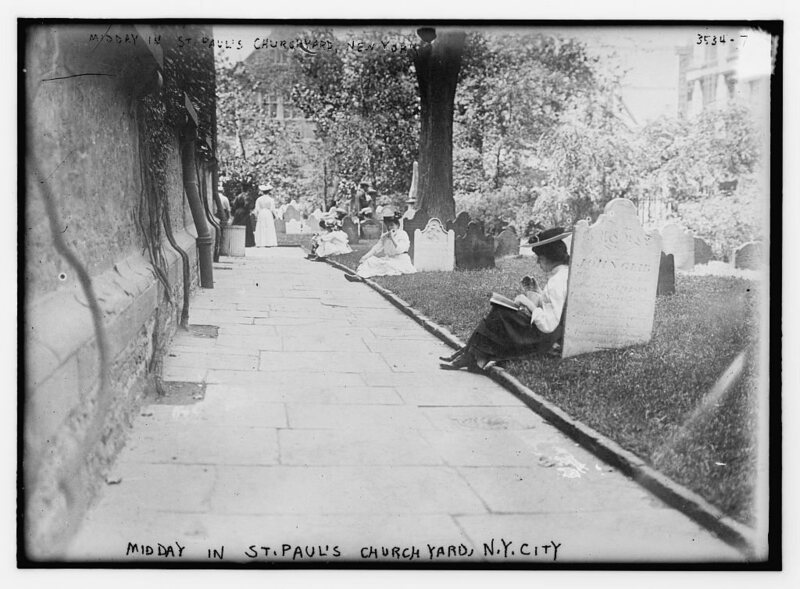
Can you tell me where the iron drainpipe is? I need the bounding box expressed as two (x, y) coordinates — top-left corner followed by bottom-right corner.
(180, 119), (214, 288)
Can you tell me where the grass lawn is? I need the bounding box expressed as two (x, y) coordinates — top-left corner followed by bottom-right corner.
(329, 248), (762, 525)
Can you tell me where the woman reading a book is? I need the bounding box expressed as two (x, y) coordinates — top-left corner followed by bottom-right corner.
(440, 227), (571, 371)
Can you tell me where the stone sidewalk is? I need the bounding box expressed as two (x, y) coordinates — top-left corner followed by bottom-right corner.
(66, 247), (743, 564)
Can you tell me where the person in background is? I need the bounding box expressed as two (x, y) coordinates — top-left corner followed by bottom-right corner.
(439, 227), (572, 371)
(345, 207), (416, 281)
(217, 193), (231, 225)
(231, 193), (250, 226)
(253, 184), (278, 247)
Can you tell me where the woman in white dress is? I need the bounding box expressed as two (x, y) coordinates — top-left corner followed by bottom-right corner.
(345, 207), (416, 281)
(254, 184), (278, 248)
(309, 219), (353, 259)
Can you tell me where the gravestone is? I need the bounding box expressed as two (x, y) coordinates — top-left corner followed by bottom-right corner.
(455, 221), (495, 270)
(694, 237), (713, 265)
(734, 241), (763, 270)
(413, 218), (455, 272)
(360, 219), (381, 240)
(446, 211), (471, 238)
(304, 210), (324, 234)
(401, 209), (430, 261)
(494, 226), (520, 258)
(283, 204), (303, 226)
(661, 223), (695, 271)
(657, 252), (675, 296)
(274, 217), (286, 234)
(562, 198), (662, 359)
(341, 216), (359, 244)
(285, 219), (302, 235)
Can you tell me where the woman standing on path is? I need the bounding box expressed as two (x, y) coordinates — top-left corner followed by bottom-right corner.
(254, 184), (278, 248)
(439, 227), (571, 371)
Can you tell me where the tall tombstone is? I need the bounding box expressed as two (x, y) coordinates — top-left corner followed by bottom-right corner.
(657, 252), (676, 296)
(341, 216), (359, 245)
(694, 237), (713, 265)
(661, 223), (695, 271)
(494, 226), (520, 258)
(734, 241), (764, 270)
(446, 211), (471, 238)
(455, 221), (495, 270)
(414, 218), (455, 272)
(274, 217), (286, 234)
(562, 198), (662, 359)
(401, 208), (430, 261)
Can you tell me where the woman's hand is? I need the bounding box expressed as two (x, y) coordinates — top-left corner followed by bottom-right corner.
(514, 294), (538, 313)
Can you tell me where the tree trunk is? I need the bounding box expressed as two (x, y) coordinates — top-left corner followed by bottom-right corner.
(414, 30), (466, 223)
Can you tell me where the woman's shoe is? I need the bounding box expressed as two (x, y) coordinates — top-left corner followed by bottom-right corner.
(439, 351), (476, 371)
(439, 348), (465, 362)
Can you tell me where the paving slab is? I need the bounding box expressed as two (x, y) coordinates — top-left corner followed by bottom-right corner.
(65, 247), (744, 564)
(208, 465), (488, 516)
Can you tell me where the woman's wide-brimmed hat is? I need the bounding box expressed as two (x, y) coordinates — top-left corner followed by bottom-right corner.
(528, 227), (572, 247)
(258, 183), (273, 193)
(381, 206), (401, 221)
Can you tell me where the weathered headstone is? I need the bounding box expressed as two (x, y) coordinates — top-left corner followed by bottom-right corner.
(283, 204), (303, 225)
(734, 241), (764, 270)
(455, 221), (495, 270)
(274, 217), (286, 234)
(413, 218), (455, 272)
(694, 237), (713, 265)
(285, 218), (302, 235)
(494, 226), (520, 258)
(341, 216), (359, 244)
(661, 223), (695, 271)
(360, 219), (381, 240)
(401, 208), (430, 261)
(446, 211), (471, 238)
(657, 252), (676, 296)
(304, 210), (324, 234)
(562, 198), (662, 358)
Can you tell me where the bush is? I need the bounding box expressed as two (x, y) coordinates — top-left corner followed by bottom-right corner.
(677, 178), (766, 259)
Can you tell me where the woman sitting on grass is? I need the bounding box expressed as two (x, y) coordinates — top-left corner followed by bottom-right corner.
(345, 207), (416, 281)
(307, 219), (352, 260)
(440, 227), (571, 371)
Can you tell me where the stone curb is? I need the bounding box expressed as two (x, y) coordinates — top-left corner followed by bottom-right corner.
(323, 257), (756, 559)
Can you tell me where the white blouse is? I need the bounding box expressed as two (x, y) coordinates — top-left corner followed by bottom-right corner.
(367, 229), (411, 257)
(529, 264), (569, 334)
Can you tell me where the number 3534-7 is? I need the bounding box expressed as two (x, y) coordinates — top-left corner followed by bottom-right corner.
(697, 34), (743, 45)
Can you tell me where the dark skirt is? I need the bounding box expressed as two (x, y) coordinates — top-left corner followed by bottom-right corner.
(467, 306), (561, 361)
(245, 216), (256, 247)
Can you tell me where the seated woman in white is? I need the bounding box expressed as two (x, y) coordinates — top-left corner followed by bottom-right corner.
(345, 207), (416, 281)
(309, 220), (352, 259)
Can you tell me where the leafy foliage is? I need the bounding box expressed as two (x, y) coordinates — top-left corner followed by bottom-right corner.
(636, 104), (761, 202)
(455, 32), (600, 191)
(289, 28), (421, 205)
(216, 49), (323, 207)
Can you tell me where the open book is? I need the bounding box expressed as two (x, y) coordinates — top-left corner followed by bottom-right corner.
(490, 292), (532, 316)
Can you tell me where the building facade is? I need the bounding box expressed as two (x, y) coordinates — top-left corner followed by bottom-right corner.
(23, 22), (217, 558)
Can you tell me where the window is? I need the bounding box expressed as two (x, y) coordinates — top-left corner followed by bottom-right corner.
(265, 92), (279, 119)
